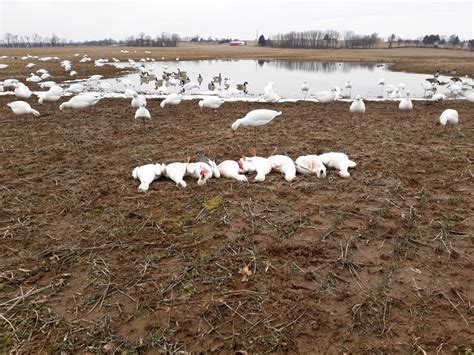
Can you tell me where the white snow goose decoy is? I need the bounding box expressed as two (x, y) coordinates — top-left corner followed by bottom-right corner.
(7, 101), (40, 117)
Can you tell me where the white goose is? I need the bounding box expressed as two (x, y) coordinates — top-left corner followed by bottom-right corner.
(432, 93), (447, 102)
(26, 74), (42, 83)
(14, 84), (33, 99)
(264, 90), (280, 102)
(198, 96), (224, 110)
(135, 105), (151, 126)
(160, 93), (182, 108)
(231, 109), (282, 130)
(345, 80), (352, 97)
(295, 155), (326, 178)
(439, 109), (458, 127)
(465, 91), (474, 102)
(399, 91), (413, 111)
(164, 162), (188, 188)
(312, 87), (337, 103)
(319, 152), (356, 177)
(267, 155), (296, 182)
(59, 93), (101, 111)
(186, 162), (214, 186)
(67, 83), (85, 94)
(131, 93), (147, 108)
(239, 155), (272, 182)
(38, 86), (63, 104)
(301, 81), (310, 97)
(39, 81), (56, 89)
(350, 95), (366, 114)
(26, 63), (35, 69)
(132, 163), (164, 192)
(182, 82), (200, 93)
(7, 101), (40, 117)
(217, 160), (248, 182)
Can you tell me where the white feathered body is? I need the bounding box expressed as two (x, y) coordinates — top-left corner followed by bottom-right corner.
(350, 97), (365, 114)
(7, 101), (40, 116)
(160, 93), (182, 108)
(135, 106), (150, 119)
(164, 162), (188, 188)
(295, 155), (326, 178)
(132, 163), (164, 191)
(59, 93), (100, 110)
(240, 156), (272, 182)
(199, 96), (224, 109)
(131, 94), (146, 108)
(439, 109), (459, 126)
(231, 109), (282, 130)
(319, 152), (356, 177)
(267, 155), (296, 182)
(217, 160), (247, 182)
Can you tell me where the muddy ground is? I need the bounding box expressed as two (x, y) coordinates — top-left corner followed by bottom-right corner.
(0, 94), (473, 353)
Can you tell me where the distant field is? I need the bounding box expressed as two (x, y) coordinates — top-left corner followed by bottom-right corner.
(1, 43), (474, 77)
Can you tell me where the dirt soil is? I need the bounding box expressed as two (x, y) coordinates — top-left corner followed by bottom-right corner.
(1, 44), (474, 78)
(0, 94), (473, 353)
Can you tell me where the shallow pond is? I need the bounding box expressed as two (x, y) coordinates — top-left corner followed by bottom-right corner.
(102, 59), (452, 99)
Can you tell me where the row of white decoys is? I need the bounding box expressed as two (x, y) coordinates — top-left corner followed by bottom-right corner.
(132, 152), (357, 191)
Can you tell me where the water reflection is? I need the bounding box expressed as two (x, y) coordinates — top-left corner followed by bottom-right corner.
(263, 60), (378, 73)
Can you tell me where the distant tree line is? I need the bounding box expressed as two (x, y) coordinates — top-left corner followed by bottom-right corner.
(188, 35), (235, 44)
(263, 30), (380, 49)
(258, 30), (473, 51)
(0, 32), (180, 48)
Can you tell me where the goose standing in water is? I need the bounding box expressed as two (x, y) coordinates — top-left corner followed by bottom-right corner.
(301, 81), (310, 98)
(345, 80), (352, 98)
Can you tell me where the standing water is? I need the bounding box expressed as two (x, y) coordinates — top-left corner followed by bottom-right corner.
(98, 59), (452, 99)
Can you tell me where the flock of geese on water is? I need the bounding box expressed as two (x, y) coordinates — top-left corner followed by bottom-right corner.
(1, 53), (472, 190)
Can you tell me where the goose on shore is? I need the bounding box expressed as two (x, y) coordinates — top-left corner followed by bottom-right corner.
(349, 95), (366, 114)
(319, 152), (356, 177)
(160, 93), (182, 108)
(399, 91), (413, 111)
(132, 163), (164, 192)
(295, 155), (326, 178)
(38, 85), (63, 104)
(231, 109), (282, 130)
(198, 96), (224, 110)
(217, 160), (248, 182)
(267, 155), (296, 182)
(59, 93), (101, 110)
(439, 109), (458, 127)
(7, 101), (40, 116)
(164, 162), (188, 188)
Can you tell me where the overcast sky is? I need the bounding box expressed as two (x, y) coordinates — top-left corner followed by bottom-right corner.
(1, 0), (472, 41)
